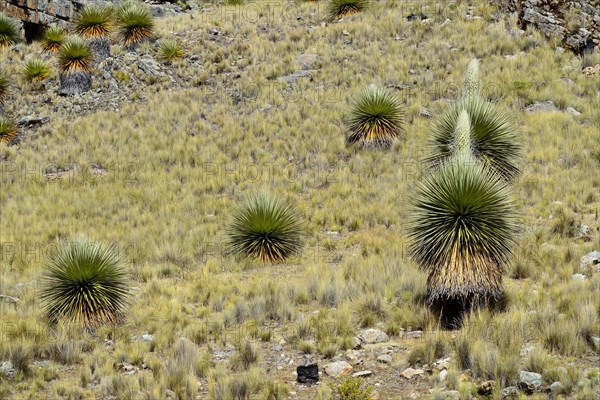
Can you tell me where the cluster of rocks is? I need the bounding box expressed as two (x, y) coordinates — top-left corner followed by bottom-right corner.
(494, 0), (600, 54)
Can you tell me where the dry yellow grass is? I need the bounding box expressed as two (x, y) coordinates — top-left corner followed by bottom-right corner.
(0, 1), (599, 399)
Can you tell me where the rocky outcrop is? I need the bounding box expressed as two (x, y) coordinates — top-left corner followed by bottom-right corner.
(0, 0), (90, 26)
(495, 0), (600, 54)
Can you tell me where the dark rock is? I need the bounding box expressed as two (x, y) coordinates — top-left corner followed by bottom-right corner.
(297, 364), (319, 384)
(407, 13), (428, 21)
(478, 380), (495, 395)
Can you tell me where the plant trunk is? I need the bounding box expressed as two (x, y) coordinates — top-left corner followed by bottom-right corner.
(89, 37), (111, 62)
(59, 71), (92, 96)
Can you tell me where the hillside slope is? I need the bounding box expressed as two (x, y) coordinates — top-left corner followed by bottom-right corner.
(1, 1), (599, 399)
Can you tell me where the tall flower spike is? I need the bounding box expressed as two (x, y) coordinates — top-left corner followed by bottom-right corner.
(462, 59), (481, 99)
(453, 110), (473, 160)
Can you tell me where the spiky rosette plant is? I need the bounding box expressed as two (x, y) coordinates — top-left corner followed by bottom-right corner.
(0, 13), (20, 48)
(42, 25), (67, 52)
(58, 37), (93, 95)
(426, 96), (521, 181)
(328, 0), (368, 20)
(0, 116), (17, 143)
(227, 193), (303, 263)
(22, 58), (50, 84)
(346, 85), (404, 149)
(40, 240), (130, 327)
(74, 5), (113, 61)
(116, 2), (154, 48)
(409, 111), (518, 309)
(158, 39), (185, 63)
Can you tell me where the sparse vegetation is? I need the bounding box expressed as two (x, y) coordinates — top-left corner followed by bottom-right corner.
(0, 1), (599, 399)
(337, 376), (375, 400)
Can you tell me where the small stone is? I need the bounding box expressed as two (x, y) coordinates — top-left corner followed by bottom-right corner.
(352, 370), (372, 377)
(580, 251), (600, 269)
(0, 295), (19, 304)
(566, 107), (581, 117)
(0, 361), (14, 378)
(501, 386), (519, 399)
(345, 351), (358, 363)
(324, 361), (353, 378)
(141, 334), (154, 343)
(524, 101), (559, 113)
(17, 116), (50, 127)
(591, 336), (600, 351)
(377, 354), (392, 364)
(358, 329), (389, 344)
(296, 54), (318, 70)
(405, 330), (423, 339)
(401, 367), (425, 379)
(518, 370), (543, 394)
(439, 370), (448, 382)
(278, 70), (313, 84)
(420, 107), (433, 118)
(572, 273), (586, 282)
(434, 357), (450, 370)
(550, 381), (564, 392)
(342, 30), (350, 36)
(272, 344), (284, 352)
